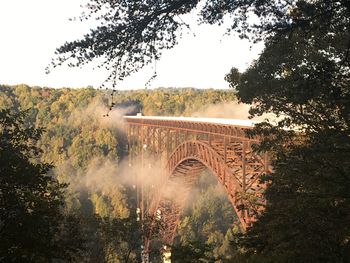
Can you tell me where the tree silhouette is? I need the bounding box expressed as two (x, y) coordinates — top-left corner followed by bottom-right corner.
(0, 109), (66, 262)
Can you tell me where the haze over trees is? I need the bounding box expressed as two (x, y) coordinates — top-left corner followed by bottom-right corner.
(48, 0), (350, 262)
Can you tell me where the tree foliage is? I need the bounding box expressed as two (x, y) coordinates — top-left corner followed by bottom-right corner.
(0, 109), (66, 262)
(223, 1), (350, 262)
(49, 0), (311, 82)
(172, 172), (239, 262)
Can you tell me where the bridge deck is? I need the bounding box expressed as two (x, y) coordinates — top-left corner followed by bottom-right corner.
(124, 116), (257, 139)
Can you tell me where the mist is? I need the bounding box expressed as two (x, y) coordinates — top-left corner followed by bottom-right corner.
(191, 101), (280, 123)
(53, 97), (193, 219)
(53, 98), (138, 217)
(68, 97), (136, 132)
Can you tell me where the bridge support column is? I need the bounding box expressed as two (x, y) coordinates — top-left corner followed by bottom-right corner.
(141, 245), (149, 263)
(162, 245), (171, 263)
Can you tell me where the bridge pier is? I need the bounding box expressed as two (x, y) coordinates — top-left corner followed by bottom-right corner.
(162, 245), (171, 263)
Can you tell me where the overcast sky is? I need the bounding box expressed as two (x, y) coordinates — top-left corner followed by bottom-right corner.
(0, 0), (263, 90)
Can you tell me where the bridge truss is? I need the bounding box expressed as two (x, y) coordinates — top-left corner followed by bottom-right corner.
(125, 116), (271, 256)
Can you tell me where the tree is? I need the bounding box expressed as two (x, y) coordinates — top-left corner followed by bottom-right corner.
(238, 132), (350, 262)
(59, 211), (142, 263)
(48, 0), (308, 83)
(172, 172), (238, 262)
(0, 109), (66, 262)
(225, 1), (350, 262)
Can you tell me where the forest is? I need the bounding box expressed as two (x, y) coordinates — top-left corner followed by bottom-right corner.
(0, 84), (240, 262)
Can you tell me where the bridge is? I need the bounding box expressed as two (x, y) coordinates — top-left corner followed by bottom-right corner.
(124, 116), (271, 259)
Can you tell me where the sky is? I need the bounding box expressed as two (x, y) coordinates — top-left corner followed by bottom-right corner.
(0, 0), (263, 90)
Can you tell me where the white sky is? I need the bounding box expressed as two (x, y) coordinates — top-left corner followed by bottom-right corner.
(0, 0), (263, 90)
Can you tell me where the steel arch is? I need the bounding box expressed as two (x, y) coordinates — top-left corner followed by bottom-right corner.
(151, 140), (265, 245)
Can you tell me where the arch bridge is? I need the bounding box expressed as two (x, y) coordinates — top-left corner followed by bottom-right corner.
(125, 116), (271, 254)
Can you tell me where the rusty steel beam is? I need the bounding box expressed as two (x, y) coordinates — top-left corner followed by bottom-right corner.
(124, 116), (258, 142)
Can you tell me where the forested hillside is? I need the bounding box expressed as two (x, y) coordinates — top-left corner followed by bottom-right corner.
(0, 84), (238, 262)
